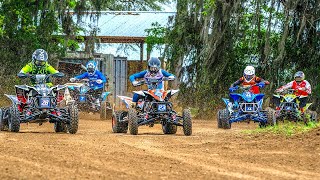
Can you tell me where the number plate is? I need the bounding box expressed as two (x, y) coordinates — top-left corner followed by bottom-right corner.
(158, 104), (167, 112)
(246, 106), (254, 111)
(79, 96), (86, 102)
(40, 98), (50, 108)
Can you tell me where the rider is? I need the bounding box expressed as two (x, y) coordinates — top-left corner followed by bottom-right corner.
(228, 65), (269, 112)
(229, 65), (270, 94)
(18, 49), (64, 87)
(70, 60), (107, 102)
(275, 71), (311, 114)
(129, 57), (175, 107)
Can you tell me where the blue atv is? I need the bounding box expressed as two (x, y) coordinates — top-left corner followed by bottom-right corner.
(65, 78), (111, 119)
(217, 85), (276, 129)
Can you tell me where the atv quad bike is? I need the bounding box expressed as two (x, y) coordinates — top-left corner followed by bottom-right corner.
(217, 85), (276, 129)
(112, 77), (192, 136)
(65, 78), (111, 119)
(0, 73), (79, 133)
(273, 89), (317, 123)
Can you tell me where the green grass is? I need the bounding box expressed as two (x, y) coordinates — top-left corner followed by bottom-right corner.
(242, 121), (320, 137)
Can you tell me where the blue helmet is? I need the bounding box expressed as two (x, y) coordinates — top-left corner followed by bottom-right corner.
(86, 60), (97, 75)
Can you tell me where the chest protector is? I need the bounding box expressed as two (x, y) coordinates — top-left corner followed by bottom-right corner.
(144, 70), (164, 90)
(292, 81), (308, 96)
(240, 76), (260, 94)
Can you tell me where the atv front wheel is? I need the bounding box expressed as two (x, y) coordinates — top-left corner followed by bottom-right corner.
(220, 109), (231, 129)
(54, 122), (67, 133)
(306, 110), (318, 123)
(128, 108), (138, 135)
(162, 123), (177, 134)
(67, 103), (79, 134)
(112, 110), (128, 133)
(8, 106), (20, 132)
(182, 109), (192, 136)
(265, 107), (276, 126)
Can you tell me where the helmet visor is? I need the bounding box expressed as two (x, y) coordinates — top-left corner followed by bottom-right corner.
(35, 60), (45, 66)
(87, 66), (95, 74)
(244, 74), (254, 81)
(295, 76), (303, 82)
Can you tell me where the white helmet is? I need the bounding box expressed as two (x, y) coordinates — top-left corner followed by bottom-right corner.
(243, 66), (255, 82)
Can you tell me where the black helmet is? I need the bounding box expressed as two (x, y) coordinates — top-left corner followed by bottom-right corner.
(148, 57), (161, 75)
(32, 49), (48, 68)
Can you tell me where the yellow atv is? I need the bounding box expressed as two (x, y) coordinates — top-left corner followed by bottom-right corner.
(273, 89), (317, 123)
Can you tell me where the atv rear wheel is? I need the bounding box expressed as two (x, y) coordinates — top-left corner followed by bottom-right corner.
(217, 110), (223, 128)
(162, 123), (177, 134)
(100, 101), (112, 120)
(305, 110), (318, 123)
(112, 110), (128, 133)
(67, 103), (79, 134)
(8, 106), (20, 132)
(0, 108), (8, 131)
(54, 122), (67, 133)
(265, 107), (276, 126)
(220, 109), (231, 129)
(182, 109), (192, 136)
(128, 108), (138, 135)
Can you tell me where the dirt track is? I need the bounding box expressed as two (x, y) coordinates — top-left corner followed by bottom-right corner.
(0, 113), (319, 180)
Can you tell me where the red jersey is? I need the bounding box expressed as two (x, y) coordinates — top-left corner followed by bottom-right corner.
(231, 76), (269, 94)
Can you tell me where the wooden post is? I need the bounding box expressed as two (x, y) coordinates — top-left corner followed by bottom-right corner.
(139, 42), (144, 71)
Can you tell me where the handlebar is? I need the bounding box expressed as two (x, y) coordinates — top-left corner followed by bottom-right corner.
(17, 73), (64, 79)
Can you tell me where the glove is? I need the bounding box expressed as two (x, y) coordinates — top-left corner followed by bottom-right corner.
(257, 82), (265, 88)
(132, 80), (139, 87)
(70, 78), (76, 82)
(275, 88), (283, 93)
(168, 75), (175, 81)
(96, 79), (103, 84)
(229, 86), (238, 93)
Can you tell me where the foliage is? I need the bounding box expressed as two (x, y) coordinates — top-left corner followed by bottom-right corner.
(0, 0), (171, 77)
(145, 22), (167, 53)
(165, 0), (320, 114)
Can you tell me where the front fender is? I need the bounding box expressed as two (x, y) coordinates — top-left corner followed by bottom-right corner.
(222, 98), (230, 106)
(117, 95), (133, 109)
(4, 94), (19, 105)
(133, 91), (145, 96)
(101, 92), (111, 101)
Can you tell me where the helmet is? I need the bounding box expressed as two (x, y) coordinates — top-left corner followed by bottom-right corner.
(86, 60), (97, 75)
(148, 57), (161, 75)
(294, 71), (305, 82)
(243, 65), (255, 82)
(32, 49), (48, 68)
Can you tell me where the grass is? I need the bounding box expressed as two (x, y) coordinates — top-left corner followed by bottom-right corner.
(242, 121), (320, 137)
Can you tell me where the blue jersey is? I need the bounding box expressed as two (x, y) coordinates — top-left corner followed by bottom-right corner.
(129, 69), (175, 90)
(75, 70), (107, 90)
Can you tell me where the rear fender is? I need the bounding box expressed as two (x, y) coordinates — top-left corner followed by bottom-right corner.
(304, 103), (312, 111)
(169, 89), (179, 96)
(255, 94), (265, 102)
(101, 92), (111, 101)
(117, 95), (133, 109)
(4, 94), (19, 105)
